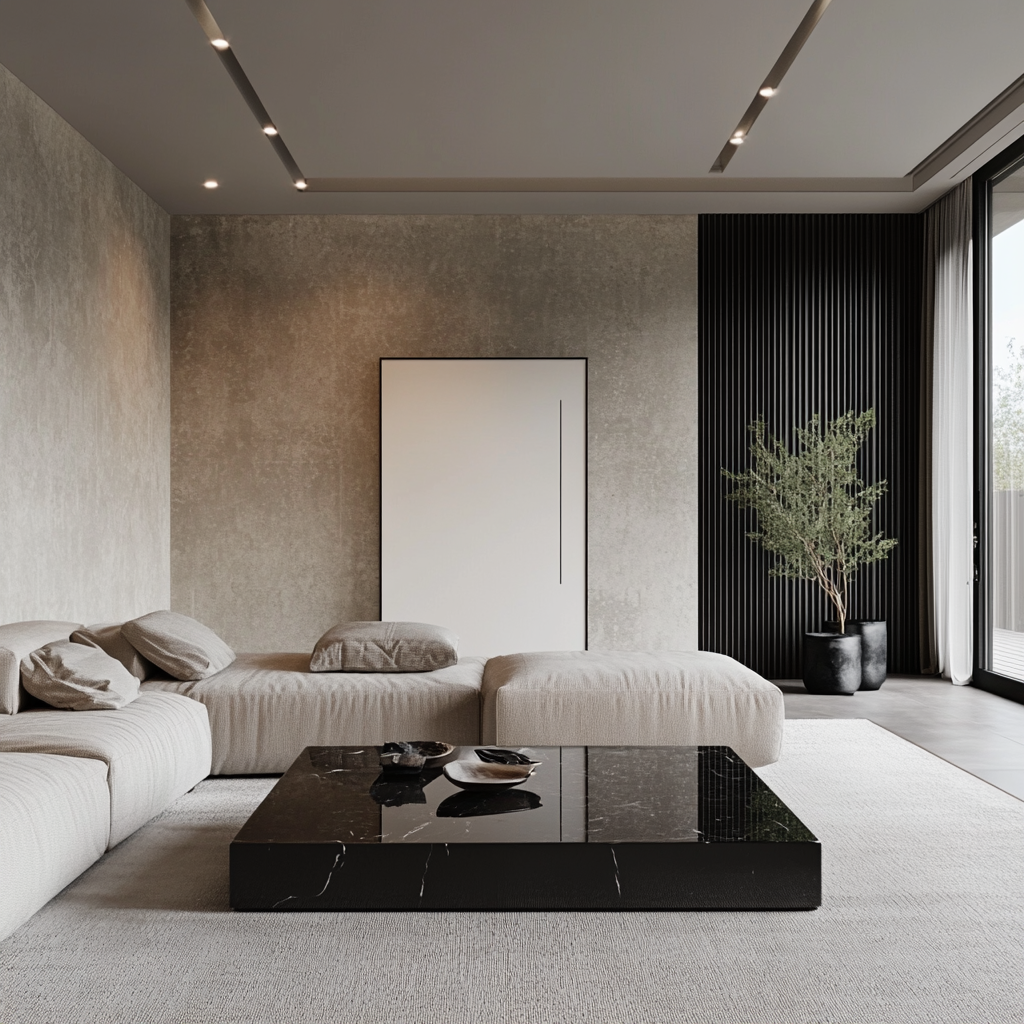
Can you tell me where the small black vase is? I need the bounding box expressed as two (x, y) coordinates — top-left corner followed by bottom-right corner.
(803, 632), (862, 695)
(824, 619), (887, 690)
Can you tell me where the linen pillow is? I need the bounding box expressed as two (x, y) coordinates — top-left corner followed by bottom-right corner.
(71, 623), (158, 681)
(310, 621), (459, 673)
(121, 611), (235, 681)
(21, 641), (140, 711)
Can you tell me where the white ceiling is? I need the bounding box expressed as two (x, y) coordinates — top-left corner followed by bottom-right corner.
(1, 0), (1023, 214)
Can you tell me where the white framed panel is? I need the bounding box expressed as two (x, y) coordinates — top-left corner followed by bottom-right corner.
(381, 358), (586, 657)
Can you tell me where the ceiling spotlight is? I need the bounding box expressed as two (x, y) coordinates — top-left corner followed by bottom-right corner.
(759, 86), (777, 98)
(263, 125), (279, 136)
(211, 38), (230, 51)
(294, 179), (308, 190)
(203, 179), (219, 189)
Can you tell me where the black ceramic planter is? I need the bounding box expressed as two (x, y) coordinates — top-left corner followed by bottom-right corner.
(824, 619), (887, 690)
(802, 633), (861, 695)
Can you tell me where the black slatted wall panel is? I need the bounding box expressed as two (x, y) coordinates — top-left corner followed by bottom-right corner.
(699, 214), (923, 678)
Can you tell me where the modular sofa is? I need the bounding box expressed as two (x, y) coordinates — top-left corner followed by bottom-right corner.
(0, 621), (212, 939)
(0, 618), (784, 940)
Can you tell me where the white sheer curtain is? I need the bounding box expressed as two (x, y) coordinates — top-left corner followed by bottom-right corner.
(925, 180), (973, 684)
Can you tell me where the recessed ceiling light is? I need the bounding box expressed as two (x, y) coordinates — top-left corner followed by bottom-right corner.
(263, 126), (279, 136)
(211, 38), (230, 50)
(729, 136), (745, 145)
(203, 179), (219, 189)
(294, 180), (308, 190)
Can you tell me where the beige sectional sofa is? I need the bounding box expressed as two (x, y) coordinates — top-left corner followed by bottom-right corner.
(0, 621), (212, 940)
(0, 618), (784, 941)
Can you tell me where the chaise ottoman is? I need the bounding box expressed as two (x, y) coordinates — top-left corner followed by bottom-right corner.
(482, 650), (784, 767)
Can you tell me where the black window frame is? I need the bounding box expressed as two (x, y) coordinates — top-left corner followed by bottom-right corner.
(972, 133), (1024, 704)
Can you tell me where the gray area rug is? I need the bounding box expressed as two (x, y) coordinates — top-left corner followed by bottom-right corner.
(1, 720), (1022, 1024)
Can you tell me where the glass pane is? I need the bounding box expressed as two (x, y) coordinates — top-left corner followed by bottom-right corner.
(990, 167), (1024, 679)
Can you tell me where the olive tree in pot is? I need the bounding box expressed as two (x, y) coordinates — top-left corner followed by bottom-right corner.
(723, 409), (897, 695)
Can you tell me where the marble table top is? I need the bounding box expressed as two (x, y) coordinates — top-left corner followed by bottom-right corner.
(233, 744), (817, 847)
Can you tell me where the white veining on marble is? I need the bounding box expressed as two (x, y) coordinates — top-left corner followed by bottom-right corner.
(272, 895), (297, 908)
(313, 851), (343, 897)
(418, 847), (434, 899)
(403, 821), (431, 838)
(610, 848), (622, 897)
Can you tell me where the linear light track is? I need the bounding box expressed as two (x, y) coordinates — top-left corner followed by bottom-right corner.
(184, 0), (307, 189)
(710, 0), (833, 173)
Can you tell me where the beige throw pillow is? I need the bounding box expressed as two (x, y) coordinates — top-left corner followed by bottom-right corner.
(71, 623), (158, 681)
(21, 641), (140, 710)
(121, 611), (235, 681)
(310, 621), (459, 673)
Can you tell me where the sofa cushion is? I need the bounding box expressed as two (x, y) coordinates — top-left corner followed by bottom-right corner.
(0, 620), (82, 715)
(22, 641), (140, 711)
(121, 611), (235, 681)
(0, 752), (110, 940)
(0, 692), (212, 847)
(481, 650), (785, 768)
(144, 652), (485, 774)
(310, 621), (459, 673)
(71, 623), (157, 681)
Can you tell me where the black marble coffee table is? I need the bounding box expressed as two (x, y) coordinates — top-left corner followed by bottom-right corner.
(230, 745), (820, 911)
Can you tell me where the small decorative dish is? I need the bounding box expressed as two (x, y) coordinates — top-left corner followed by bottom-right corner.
(443, 760), (537, 790)
(410, 741), (455, 765)
(474, 748), (542, 766)
(379, 741), (454, 773)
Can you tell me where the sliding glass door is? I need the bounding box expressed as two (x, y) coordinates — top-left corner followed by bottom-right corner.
(975, 137), (1024, 698)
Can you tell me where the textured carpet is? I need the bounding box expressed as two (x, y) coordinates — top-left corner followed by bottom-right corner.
(1, 720), (1022, 1024)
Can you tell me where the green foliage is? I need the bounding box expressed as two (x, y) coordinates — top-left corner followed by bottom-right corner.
(993, 339), (1024, 491)
(722, 409), (896, 633)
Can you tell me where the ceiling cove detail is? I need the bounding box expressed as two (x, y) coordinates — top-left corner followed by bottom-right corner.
(186, 0), (1024, 198)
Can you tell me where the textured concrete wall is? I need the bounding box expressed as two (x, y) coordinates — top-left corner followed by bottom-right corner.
(0, 63), (170, 625)
(171, 215), (697, 653)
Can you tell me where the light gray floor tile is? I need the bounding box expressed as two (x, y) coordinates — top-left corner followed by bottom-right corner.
(966, 768), (1024, 800)
(902, 735), (1024, 767)
(778, 674), (1024, 790)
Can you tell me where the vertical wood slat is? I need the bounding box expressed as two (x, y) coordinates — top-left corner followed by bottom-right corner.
(698, 214), (923, 678)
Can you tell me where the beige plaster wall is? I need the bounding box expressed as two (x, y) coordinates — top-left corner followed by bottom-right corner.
(0, 63), (170, 625)
(171, 215), (697, 653)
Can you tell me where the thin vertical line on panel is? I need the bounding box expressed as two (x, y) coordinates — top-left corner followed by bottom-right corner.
(559, 399), (563, 585)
